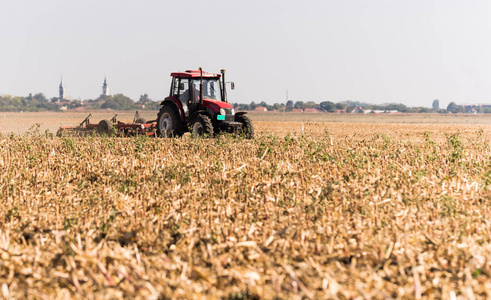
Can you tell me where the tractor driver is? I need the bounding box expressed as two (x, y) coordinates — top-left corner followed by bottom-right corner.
(181, 83), (200, 103)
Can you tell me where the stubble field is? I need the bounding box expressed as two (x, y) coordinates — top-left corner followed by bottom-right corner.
(0, 112), (490, 299)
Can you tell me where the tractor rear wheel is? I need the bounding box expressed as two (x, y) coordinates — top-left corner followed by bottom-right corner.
(235, 114), (254, 139)
(191, 114), (213, 138)
(157, 106), (182, 137)
(97, 119), (113, 136)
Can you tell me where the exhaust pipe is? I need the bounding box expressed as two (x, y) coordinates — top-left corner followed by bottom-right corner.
(199, 67), (204, 106)
(220, 69), (227, 102)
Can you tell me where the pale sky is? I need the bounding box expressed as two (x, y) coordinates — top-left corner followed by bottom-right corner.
(1, 0), (490, 108)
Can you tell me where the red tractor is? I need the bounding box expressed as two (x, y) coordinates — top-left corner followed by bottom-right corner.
(157, 69), (253, 138)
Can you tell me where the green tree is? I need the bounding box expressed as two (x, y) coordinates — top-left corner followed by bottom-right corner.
(136, 94), (160, 110)
(304, 101), (316, 109)
(102, 94), (135, 110)
(320, 101), (336, 112)
(447, 102), (463, 114)
(138, 94), (151, 104)
(335, 103), (345, 110)
(294, 101), (304, 109)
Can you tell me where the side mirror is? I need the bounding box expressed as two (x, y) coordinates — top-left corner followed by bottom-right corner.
(179, 83), (184, 90)
(231, 82), (235, 90)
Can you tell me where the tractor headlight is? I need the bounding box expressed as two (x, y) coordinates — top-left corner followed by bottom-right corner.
(220, 108), (226, 115)
(231, 108), (235, 115)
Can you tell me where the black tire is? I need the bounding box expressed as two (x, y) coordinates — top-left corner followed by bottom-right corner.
(235, 114), (254, 139)
(97, 119), (113, 136)
(135, 118), (147, 124)
(190, 114), (213, 138)
(157, 106), (183, 137)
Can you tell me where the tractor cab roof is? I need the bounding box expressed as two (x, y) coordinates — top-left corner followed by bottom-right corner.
(171, 70), (221, 79)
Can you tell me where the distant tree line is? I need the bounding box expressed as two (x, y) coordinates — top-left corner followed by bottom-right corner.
(233, 100), (434, 113)
(233, 99), (491, 114)
(1, 93), (490, 113)
(0, 93), (59, 112)
(445, 102), (491, 114)
(0, 93), (160, 112)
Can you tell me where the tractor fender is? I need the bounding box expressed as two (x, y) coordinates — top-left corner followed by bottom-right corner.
(235, 111), (248, 116)
(190, 110), (213, 121)
(160, 98), (185, 121)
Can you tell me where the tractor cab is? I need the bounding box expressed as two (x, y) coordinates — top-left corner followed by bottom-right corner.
(169, 71), (229, 121)
(157, 68), (253, 138)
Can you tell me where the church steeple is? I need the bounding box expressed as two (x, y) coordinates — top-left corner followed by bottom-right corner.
(102, 77), (109, 96)
(59, 77), (65, 102)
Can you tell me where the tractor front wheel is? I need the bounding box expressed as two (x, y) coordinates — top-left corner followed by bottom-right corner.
(235, 114), (254, 139)
(191, 114), (213, 138)
(97, 119), (113, 136)
(157, 106), (182, 137)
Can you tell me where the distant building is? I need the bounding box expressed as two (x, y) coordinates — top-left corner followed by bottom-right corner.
(304, 108), (320, 113)
(254, 107), (267, 112)
(351, 107), (399, 114)
(352, 107), (366, 113)
(432, 99), (439, 110)
(59, 78), (65, 102)
(102, 77), (109, 96)
(55, 100), (71, 107)
(292, 108), (303, 112)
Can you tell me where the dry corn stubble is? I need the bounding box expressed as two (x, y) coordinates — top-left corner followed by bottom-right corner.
(0, 122), (490, 299)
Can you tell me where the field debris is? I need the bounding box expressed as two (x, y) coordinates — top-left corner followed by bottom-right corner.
(0, 122), (490, 298)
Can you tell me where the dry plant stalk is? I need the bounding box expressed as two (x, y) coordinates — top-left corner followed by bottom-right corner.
(0, 122), (489, 299)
